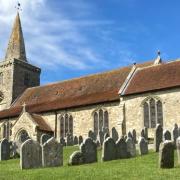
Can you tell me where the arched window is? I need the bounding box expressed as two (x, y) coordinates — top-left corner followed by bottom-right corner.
(60, 114), (73, 137)
(93, 109), (109, 135)
(143, 97), (163, 128)
(18, 130), (29, 143)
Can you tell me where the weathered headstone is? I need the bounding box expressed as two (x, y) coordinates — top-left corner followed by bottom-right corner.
(0, 138), (10, 161)
(99, 130), (104, 146)
(126, 137), (136, 157)
(163, 130), (171, 141)
(42, 137), (63, 167)
(68, 151), (83, 166)
(73, 136), (78, 145)
(40, 134), (52, 145)
(138, 137), (148, 155)
(144, 127), (148, 140)
(79, 136), (83, 145)
(132, 129), (137, 144)
(128, 131), (133, 139)
(20, 139), (42, 169)
(112, 127), (119, 142)
(80, 138), (97, 163)
(176, 137), (180, 164)
(66, 133), (74, 146)
(159, 140), (174, 168)
(60, 137), (66, 146)
(172, 124), (178, 145)
(102, 137), (116, 161)
(104, 132), (109, 141)
(154, 124), (163, 152)
(88, 130), (96, 141)
(116, 136), (128, 159)
(141, 129), (145, 138)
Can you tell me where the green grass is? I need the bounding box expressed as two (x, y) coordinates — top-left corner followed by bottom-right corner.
(0, 147), (180, 180)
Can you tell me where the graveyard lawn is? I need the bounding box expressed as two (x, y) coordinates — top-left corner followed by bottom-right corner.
(0, 147), (180, 180)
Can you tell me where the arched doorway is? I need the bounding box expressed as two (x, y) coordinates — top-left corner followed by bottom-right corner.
(17, 130), (30, 143)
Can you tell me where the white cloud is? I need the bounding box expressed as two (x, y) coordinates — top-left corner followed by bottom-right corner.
(0, 0), (111, 71)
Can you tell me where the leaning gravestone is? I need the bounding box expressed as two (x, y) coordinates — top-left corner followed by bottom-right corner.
(40, 134), (52, 145)
(138, 137), (148, 155)
(112, 127), (119, 142)
(159, 140), (174, 168)
(73, 136), (78, 145)
(163, 130), (171, 141)
(68, 151), (84, 166)
(172, 124), (178, 145)
(176, 137), (180, 164)
(0, 138), (10, 161)
(42, 137), (63, 167)
(20, 139), (42, 169)
(79, 136), (83, 145)
(116, 136), (128, 159)
(132, 129), (137, 144)
(102, 137), (116, 161)
(80, 138), (97, 164)
(66, 133), (74, 146)
(154, 124), (163, 152)
(126, 137), (136, 157)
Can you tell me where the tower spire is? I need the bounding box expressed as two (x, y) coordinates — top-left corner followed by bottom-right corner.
(5, 12), (27, 62)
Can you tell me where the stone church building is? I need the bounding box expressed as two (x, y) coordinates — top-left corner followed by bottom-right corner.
(0, 13), (180, 144)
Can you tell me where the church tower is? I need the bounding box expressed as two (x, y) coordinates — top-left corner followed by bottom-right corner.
(0, 13), (41, 110)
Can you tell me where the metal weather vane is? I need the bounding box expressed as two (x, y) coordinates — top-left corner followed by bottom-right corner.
(15, 1), (22, 11)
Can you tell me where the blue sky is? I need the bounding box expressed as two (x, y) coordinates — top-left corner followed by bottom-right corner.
(0, 0), (180, 85)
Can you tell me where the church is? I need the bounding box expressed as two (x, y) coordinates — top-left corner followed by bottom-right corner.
(0, 13), (180, 144)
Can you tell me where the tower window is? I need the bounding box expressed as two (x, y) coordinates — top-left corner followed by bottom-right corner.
(24, 73), (30, 86)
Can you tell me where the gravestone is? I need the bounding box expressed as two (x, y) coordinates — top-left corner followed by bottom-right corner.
(159, 140), (174, 168)
(68, 151), (83, 166)
(176, 137), (180, 164)
(132, 129), (137, 144)
(99, 130), (104, 146)
(144, 127), (148, 140)
(138, 137), (148, 155)
(172, 124), (178, 145)
(126, 137), (136, 157)
(42, 137), (63, 167)
(9, 141), (18, 158)
(79, 136), (83, 145)
(141, 129), (145, 138)
(0, 138), (10, 161)
(80, 138), (97, 163)
(163, 130), (171, 141)
(112, 127), (119, 142)
(88, 130), (96, 141)
(154, 124), (163, 152)
(104, 132), (109, 141)
(40, 134), (52, 145)
(116, 136), (128, 159)
(74, 136), (78, 145)
(102, 137), (116, 161)
(20, 139), (42, 169)
(128, 131), (133, 139)
(67, 133), (74, 146)
(60, 137), (66, 146)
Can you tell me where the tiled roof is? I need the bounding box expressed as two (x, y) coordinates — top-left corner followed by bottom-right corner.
(123, 60), (180, 96)
(0, 61), (153, 119)
(30, 113), (53, 132)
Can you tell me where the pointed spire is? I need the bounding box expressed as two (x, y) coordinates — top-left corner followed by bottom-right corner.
(154, 50), (162, 65)
(5, 12), (27, 62)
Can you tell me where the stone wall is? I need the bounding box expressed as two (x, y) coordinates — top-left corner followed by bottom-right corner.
(122, 87), (180, 138)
